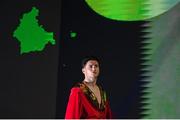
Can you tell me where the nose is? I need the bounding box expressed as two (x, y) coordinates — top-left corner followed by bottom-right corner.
(92, 66), (96, 71)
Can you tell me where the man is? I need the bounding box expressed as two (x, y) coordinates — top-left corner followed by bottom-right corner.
(65, 56), (112, 119)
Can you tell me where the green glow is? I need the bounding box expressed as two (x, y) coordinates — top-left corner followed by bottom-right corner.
(13, 7), (55, 54)
(85, 0), (179, 21)
(141, 3), (180, 118)
(70, 31), (77, 38)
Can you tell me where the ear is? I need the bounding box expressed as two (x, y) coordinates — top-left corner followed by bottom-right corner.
(82, 68), (85, 73)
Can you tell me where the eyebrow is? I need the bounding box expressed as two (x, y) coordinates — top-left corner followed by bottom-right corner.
(88, 63), (98, 66)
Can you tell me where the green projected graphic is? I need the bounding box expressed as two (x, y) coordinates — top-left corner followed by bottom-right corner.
(141, 3), (180, 118)
(13, 7), (55, 54)
(70, 31), (77, 38)
(85, 0), (179, 21)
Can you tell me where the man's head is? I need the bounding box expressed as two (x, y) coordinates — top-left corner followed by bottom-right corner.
(82, 56), (100, 83)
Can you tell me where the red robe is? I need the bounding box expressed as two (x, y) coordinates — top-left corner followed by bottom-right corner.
(65, 83), (112, 119)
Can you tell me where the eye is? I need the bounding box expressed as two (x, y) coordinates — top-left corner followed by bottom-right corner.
(89, 65), (93, 68)
(95, 65), (98, 67)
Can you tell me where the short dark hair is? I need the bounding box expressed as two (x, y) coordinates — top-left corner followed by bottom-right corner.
(81, 56), (100, 68)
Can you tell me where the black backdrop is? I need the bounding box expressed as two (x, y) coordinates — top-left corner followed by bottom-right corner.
(0, 0), (147, 118)
(0, 0), (60, 118)
(56, 0), (147, 119)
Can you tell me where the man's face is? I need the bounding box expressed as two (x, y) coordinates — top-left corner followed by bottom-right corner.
(82, 60), (100, 82)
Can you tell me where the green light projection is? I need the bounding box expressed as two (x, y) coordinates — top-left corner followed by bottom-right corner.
(70, 31), (77, 38)
(141, 3), (180, 118)
(84, 1), (180, 117)
(13, 7), (55, 54)
(85, 0), (179, 21)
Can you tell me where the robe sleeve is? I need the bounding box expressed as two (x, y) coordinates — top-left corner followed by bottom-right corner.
(65, 87), (83, 119)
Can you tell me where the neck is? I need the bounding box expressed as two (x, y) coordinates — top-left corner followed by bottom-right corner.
(83, 78), (97, 87)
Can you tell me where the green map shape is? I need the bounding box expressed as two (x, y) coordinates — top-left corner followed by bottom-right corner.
(13, 7), (55, 54)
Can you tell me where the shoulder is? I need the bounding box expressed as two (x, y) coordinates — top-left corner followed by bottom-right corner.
(70, 82), (85, 94)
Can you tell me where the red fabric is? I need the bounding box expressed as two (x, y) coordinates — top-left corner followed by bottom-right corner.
(65, 87), (112, 119)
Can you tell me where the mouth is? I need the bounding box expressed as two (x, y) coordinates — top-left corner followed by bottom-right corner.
(92, 72), (97, 74)
(92, 73), (98, 77)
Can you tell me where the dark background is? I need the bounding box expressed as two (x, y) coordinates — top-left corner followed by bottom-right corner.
(0, 0), (147, 118)
(56, 0), (147, 119)
(0, 0), (60, 118)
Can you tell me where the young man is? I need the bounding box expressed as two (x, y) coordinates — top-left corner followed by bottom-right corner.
(65, 56), (112, 119)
